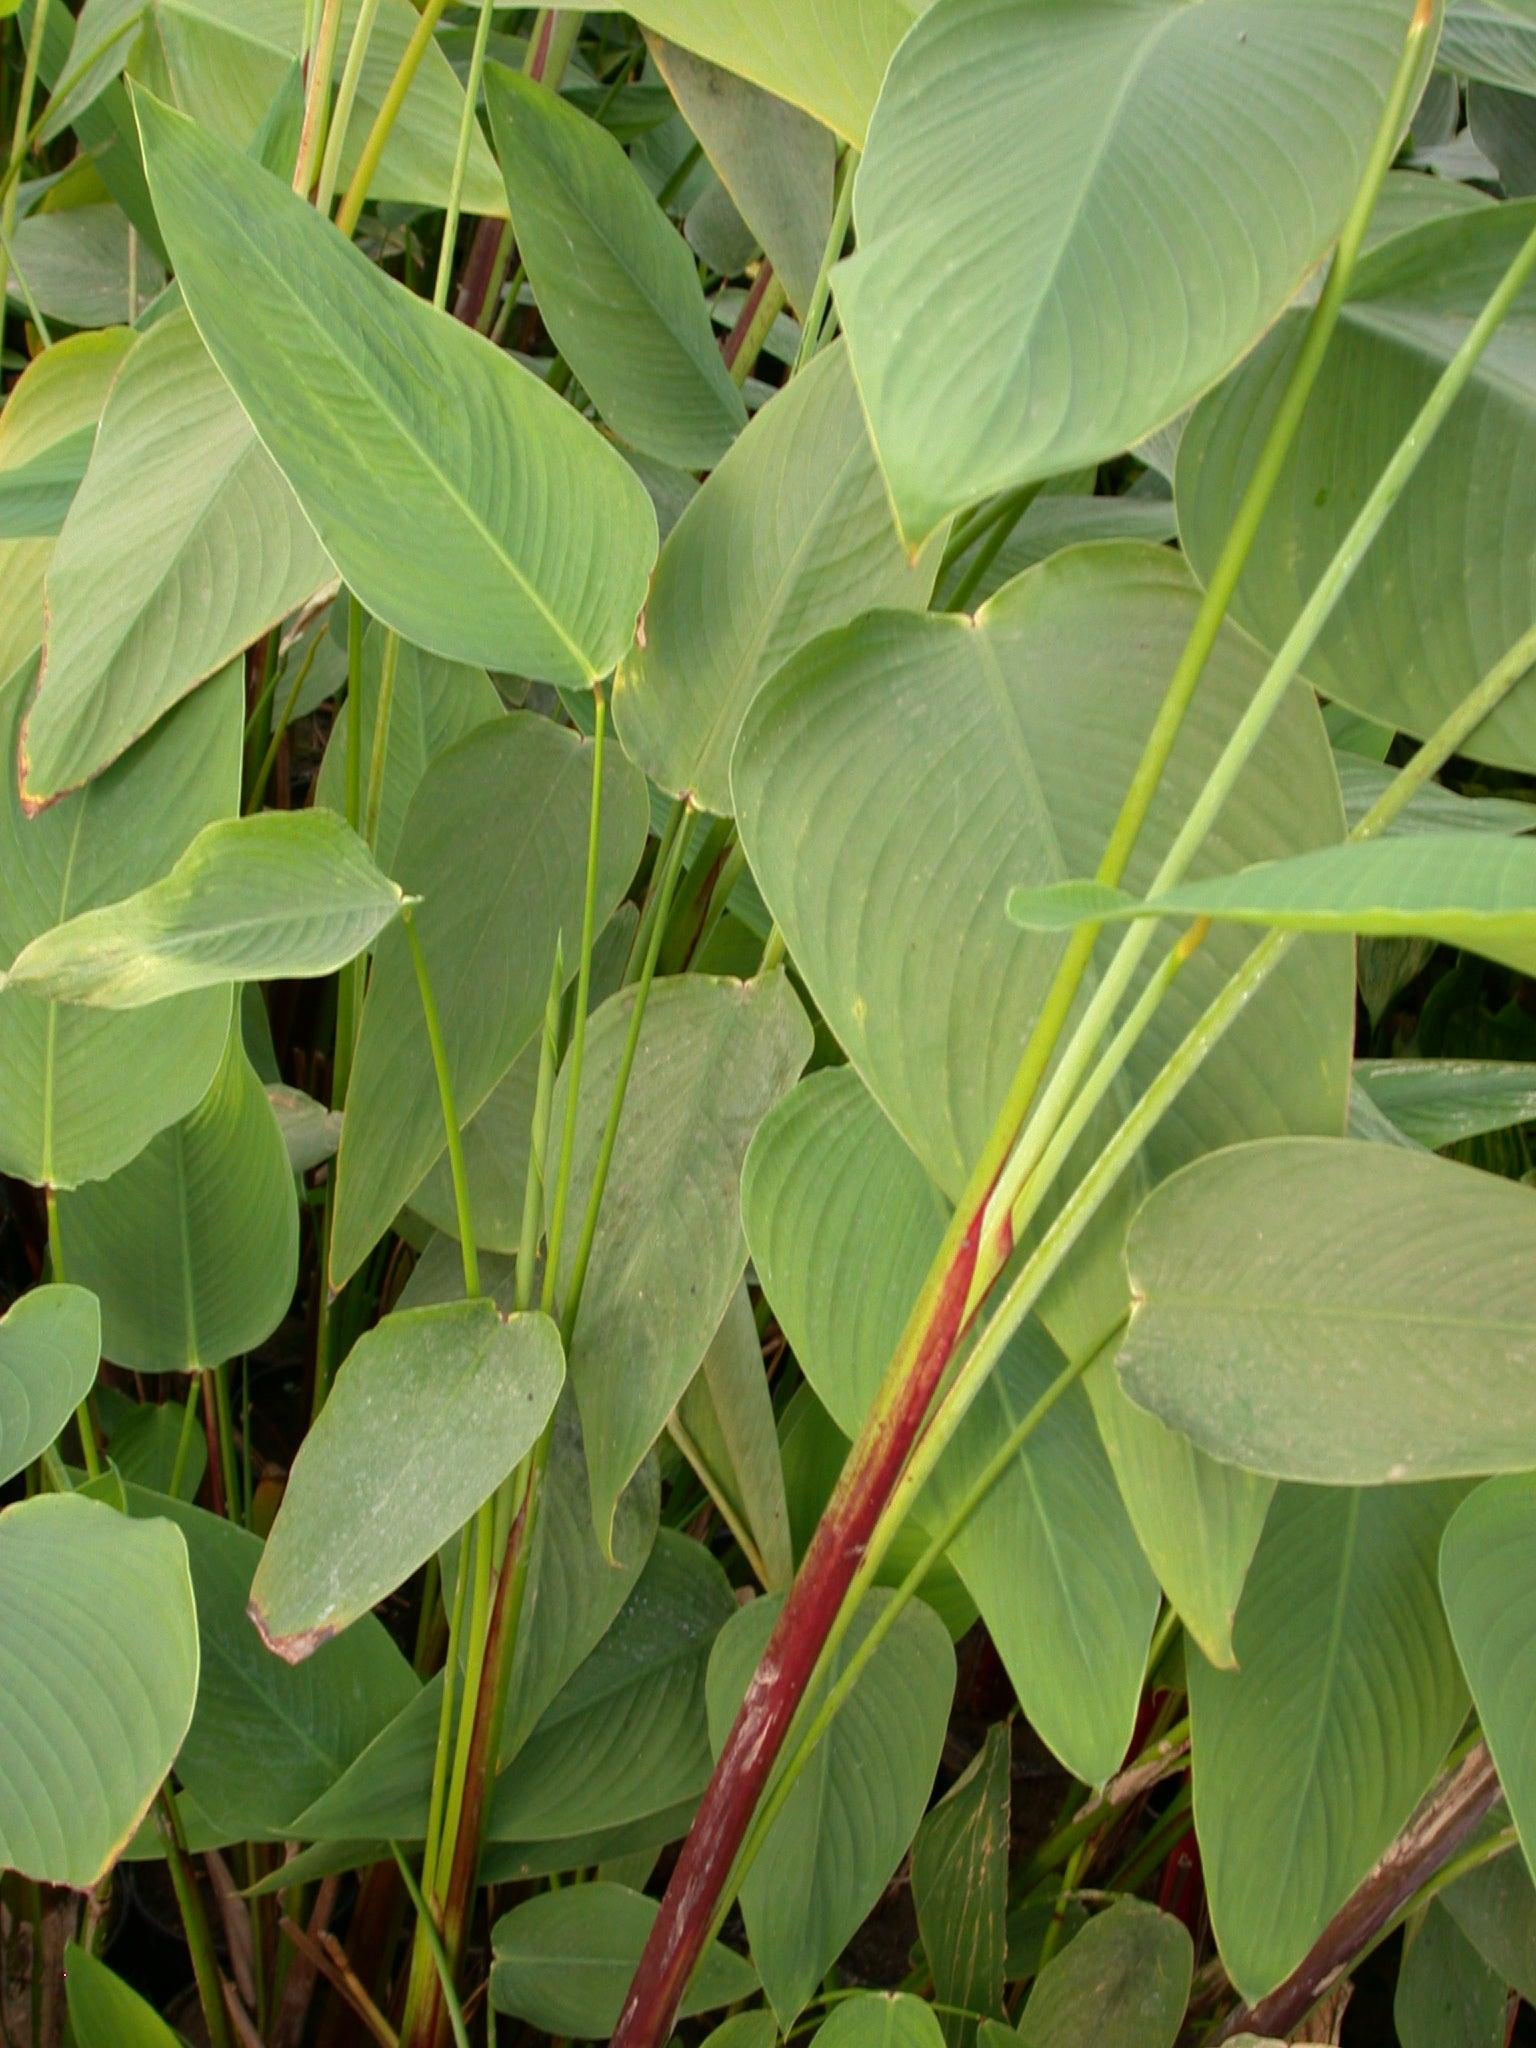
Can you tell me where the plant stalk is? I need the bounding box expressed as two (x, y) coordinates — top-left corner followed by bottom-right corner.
(316, 0), (384, 217)
(336, 0), (453, 238)
(293, 0), (345, 196)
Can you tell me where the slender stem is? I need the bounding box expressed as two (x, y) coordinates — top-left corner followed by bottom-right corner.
(316, 0), (384, 217)
(0, 212), (51, 347)
(791, 145), (857, 374)
(336, 0), (453, 238)
(415, 1527), (473, 1968)
(158, 1789), (234, 2048)
(389, 1846), (471, 2048)
(723, 264), (788, 386)
(361, 628), (400, 850)
(212, 1361), (241, 1525)
(45, 1189), (101, 1481)
(540, 694), (607, 1314)
(401, 906), (479, 1300)
(245, 633), (321, 816)
(0, 0), (49, 327)
(944, 481), (1044, 613)
(432, 0), (496, 311)
(625, 798), (688, 983)
(293, 0), (345, 196)
(168, 1376), (202, 1498)
(515, 940), (565, 1321)
(758, 923), (787, 976)
(654, 138), (702, 214)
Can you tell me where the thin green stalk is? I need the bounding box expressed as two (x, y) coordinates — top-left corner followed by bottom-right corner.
(294, 0), (345, 196)
(625, 798), (689, 983)
(655, 139), (702, 214)
(692, 838), (748, 964)
(401, 905), (480, 1300)
(168, 1376), (202, 1498)
(0, 0), (48, 323)
(158, 1789), (234, 2048)
(336, 0), (453, 238)
(432, 0), (497, 311)
(512, 940), (565, 1326)
(1037, 1839), (1090, 1971)
(212, 1361), (242, 1525)
(415, 1526), (473, 1944)
(725, 265), (789, 386)
(316, 0), (384, 217)
(45, 1189), (100, 1481)
(389, 1845), (471, 2048)
(540, 694), (608, 1312)
(758, 923), (787, 975)
(944, 480), (1043, 612)
(245, 631), (322, 816)
(0, 213), (50, 346)
(430, 1501), (496, 1899)
(791, 144), (858, 375)
(361, 628), (400, 849)
(485, 249), (520, 339)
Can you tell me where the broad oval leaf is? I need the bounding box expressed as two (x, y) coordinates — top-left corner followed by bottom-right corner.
(250, 1298), (564, 1658)
(911, 1724), (1010, 2042)
(486, 67), (747, 469)
(1179, 202), (1536, 771)
(0, 423), (94, 541)
(56, 1024), (298, 1373)
(490, 1881), (757, 2038)
(1017, 1900), (1192, 2048)
(332, 712), (648, 1286)
(6, 809), (402, 1007)
(613, 339), (941, 816)
(65, 1945), (182, 2048)
(0, 1285), (101, 1486)
(834, 0), (1419, 542)
(814, 1996), (946, 2048)
(0, 656), (239, 1190)
(742, 1065), (1158, 1784)
(1191, 1483), (1468, 1999)
(1121, 1137), (1536, 1483)
(1441, 1475), (1536, 1893)
(123, 1486), (417, 1839)
(0, 1493), (198, 1886)
(23, 310), (330, 800)
(708, 1587), (955, 2026)
(550, 971), (811, 1549)
(135, 91), (658, 684)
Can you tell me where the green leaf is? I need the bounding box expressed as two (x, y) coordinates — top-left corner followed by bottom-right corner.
(813, 1996), (946, 2048)
(1443, 1844), (1536, 2003)
(332, 712), (648, 1286)
(123, 1486), (416, 1838)
(0, 656), (239, 1189)
(1017, 1901), (1192, 2048)
(1335, 753), (1536, 838)
(743, 1065), (1157, 1782)
(313, 622), (504, 873)
(1442, 1), (1536, 91)
(6, 809), (402, 1007)
(1442, 1476), (1536, 1894)
(912, 1724), (1010, 2045)
(488, 1530), (733, 1841)
(134, 91), (657, 684)
(0, 1285), (100, 1486)
(833, 0), (1417, 543)
(97, 1388), (205, 1499)
(613, 339), (942, 816)
(672, 1280), (792, 1591)
(22, 310), (330, 800)
(1191, 1483), (1468, 1999)
(56, 1024), (297, 1372)
(701, 2015), (779, 2048)
(583, 0), (920, 145)
(708, 1588), (955, 2025)
(550, 971), (811, 1549)
(1120, 1137), (1536, 1484)
(1394, 1902), (1508, 2048)
(8, 201), (166, 329)
(935, 494), (1180, 612)
(0, 328), (133, 714)
(250, 1298), (564, 1658)
(134, 0), (504, 215)
(486, 67), (747, 469)
(0, 422), (94, 539)
(1006, 835), (1536, 979)
(65, 1944), (182, 2048)
(490, 1880), (757, 2038)
(1354, 1056), (1536, 1149)
(1179, 202), (1536, 772)
(646, 34), (834, 318)
(0, 1493), (198, 1886)
(38, 0), (145, 147)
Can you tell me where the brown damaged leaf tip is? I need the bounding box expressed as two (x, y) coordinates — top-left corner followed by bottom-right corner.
(247, 1596), (336, 1666)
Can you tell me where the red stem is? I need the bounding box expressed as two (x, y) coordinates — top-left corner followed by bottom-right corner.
(612, 1204), (986, 2048)
(720, 264), (775, 374)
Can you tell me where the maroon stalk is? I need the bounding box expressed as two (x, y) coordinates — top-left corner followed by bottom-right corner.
(611, 1200), (989, 2048)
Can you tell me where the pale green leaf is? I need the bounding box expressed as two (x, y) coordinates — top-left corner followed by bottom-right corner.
(813, 1997), (945, 2048)
(1191, 1484), (1468, 2000)
(834, 0), (1417, 542)
(1121, 1137), (1536, 1483)
(65, 1944), (181, 2048)
(0, 1286), (100, 1486)
(1017, 1900), (1192, 2048)
(56, 1024), (297, 1372)
(135, 92), (657, 684)
(912, 1725), (1010, 2045)
(332, 713), (648, 1286)
(0, 422), (93, 539)
(7, 202), (166, 328)
(6, 809), (401, 1007)
(672, 1281), (792, 1591)
(613, 339), (941, 816)
(23, 311), (330, 800)
(550, 971), (811, 1549)
(708, 1589), (954, 2025)
(1395, 1901), (1509, 2048)
(0, 656), (239, 1189)
(490, 1881), (757, 2038)
(1354, 1056), (1536, 1148)
(486, 67), (747, 468)
(250, 1298), (564, 1658)
(1335, 753), (1536, 838)
(0, 1493), (198, 1886)
(1442, 1), (1536, 91)
(1443, 1845), (1536, 2003)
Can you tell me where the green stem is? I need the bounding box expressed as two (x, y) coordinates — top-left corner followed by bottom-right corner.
(245, 631), (321, 816)
(725, 265), (789, 387)
(336, 0), (453, 238)
(514, 939), (565, 1320)
(0, 0), (48, 327)
(944, 480), (1043, 613)
(415, 1526), (473, 1946)
(625, 798), (688, 983)
(293, 0), (345, 196)
(361, 628), (400, 850)
(389, 1845), (471, 2048)
(316, 0), (384, 217)
(45, 1188), (101, 1481)
(168, 1376), (202, 1498)
(791, 144), (858, 375)
(432, 0), (497, 311)
(157, 1789), (234, 2048)
(401, 905), (479, 1301)
(212, 1360), (242, 1525)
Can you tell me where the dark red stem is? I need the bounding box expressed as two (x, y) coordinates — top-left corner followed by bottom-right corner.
(720, 263), (776, 374)
(611, 1206), (987, 2048)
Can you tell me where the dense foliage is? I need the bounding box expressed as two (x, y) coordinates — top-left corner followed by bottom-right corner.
(5, 1), (1536, 2044)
